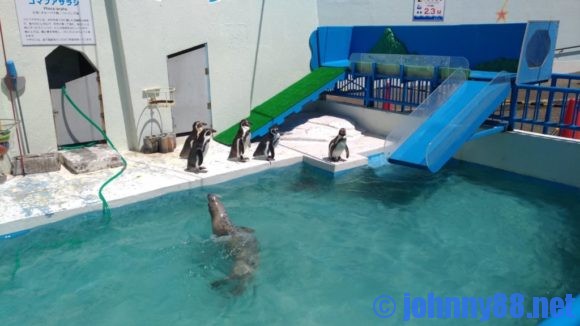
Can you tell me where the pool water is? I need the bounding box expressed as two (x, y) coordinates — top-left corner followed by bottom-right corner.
(1, 163), (579, 325)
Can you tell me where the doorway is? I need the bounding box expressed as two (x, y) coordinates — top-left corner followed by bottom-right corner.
(45, 46), (105, 147)
(167, 44), (212, 135)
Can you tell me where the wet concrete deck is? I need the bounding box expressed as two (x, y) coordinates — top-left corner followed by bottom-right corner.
(0, 113), (385, 238)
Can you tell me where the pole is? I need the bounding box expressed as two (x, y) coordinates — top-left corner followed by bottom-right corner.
(0, 18), (26, 175)
(248, 0), (265, 111)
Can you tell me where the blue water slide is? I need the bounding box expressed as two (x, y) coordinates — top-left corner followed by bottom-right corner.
(386, 72), (512, 172)
(384, 70), (468, 166)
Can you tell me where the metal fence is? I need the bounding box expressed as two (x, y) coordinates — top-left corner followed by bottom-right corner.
(330, 73), (432, 112)
(329, 69), (580, 140)
(490, 74), (580, 138)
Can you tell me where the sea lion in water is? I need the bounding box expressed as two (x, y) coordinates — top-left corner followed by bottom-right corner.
(207, 193), (259, 296)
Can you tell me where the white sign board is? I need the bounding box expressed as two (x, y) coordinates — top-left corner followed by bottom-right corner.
(14, 0), (96, 46)
(413, 0), (445, 21)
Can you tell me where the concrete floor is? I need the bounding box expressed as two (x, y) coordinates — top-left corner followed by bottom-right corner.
(0, 113), (386, 238)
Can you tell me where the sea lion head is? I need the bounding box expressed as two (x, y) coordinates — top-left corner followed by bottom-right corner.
(207, 194), (235, 236)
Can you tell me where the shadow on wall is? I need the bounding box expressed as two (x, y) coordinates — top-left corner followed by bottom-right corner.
(136, 105), (163, 152)
(1, 76), (26, 98)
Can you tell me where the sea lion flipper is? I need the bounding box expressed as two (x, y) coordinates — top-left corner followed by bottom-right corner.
(211, 277), (246, 296)
(211, 278), (230, 289)
(231, 282), (246, 296)
(236, 226), (255, 233)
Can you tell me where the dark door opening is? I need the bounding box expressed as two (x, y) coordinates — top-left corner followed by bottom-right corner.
(45, 46), (105, 147)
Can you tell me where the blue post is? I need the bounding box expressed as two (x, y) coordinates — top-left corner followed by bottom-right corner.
(508, 80), (518, 131)
(431, 65), (440, 92)
(363, 62), (376, 107)
(399, 64), (407, 111)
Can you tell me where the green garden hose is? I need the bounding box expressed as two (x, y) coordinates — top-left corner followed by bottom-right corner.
(62, 86), (127, 219)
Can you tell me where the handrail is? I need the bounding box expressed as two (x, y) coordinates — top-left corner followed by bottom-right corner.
(554, 45), (580, 58)
(515, 84), (580, 93)
(555, 45), (580, 52)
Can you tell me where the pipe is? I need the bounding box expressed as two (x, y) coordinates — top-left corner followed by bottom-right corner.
(6, 60), (30, 153)
(248, 0), (265, 111)
(0, 18), (26, 175)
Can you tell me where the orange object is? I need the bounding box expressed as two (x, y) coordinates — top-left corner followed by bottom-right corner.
(0, 144), (7, 156)
(382, 83), (392, 111)
(560, 99), (580, 139)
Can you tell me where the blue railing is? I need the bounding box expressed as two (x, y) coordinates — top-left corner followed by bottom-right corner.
(331, 73), (431, 112)
(490, 74), (580, 138)
(329, 54), (470, 112)
(329, 67), (580, 140)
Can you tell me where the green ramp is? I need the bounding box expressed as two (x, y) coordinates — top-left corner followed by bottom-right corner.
(214, 67), (346, 146)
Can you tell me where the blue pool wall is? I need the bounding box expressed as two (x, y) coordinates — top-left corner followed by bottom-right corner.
(309, 23), (527, 70)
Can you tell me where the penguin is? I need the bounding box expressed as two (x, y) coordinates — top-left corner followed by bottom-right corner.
(228, 119), (252, 162)
(328, 128), (349, 162)
(179, 121), (207, 159)
(186, 127), (216, 173)
(253, 126), (280, 161)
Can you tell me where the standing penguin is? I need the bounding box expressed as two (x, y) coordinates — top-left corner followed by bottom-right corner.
(328, 128), (349, 162)
(228, 119), (252, 162)
(186, 127), (216, 173)
(253, 126), (280, 161)
(179, 121), (207, 159)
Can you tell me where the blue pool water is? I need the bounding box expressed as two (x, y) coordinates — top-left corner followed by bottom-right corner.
(1, 163), (579, 325)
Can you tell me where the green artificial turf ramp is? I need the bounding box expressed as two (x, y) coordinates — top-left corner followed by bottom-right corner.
(214, 67), (345, 145)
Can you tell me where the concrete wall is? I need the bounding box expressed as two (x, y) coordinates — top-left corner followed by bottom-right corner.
(310, 100), (403, 137)
(317, 101), (580, 188)
(316, 0), (580, 60)
(455, 131), (580, 188)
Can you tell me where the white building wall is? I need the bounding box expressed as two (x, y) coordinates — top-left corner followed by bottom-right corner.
(112, 0), (318, 150)
(0, 0), (319, 154)
(0, 1), (127, 154)
(111, 0), (261, 149)
(251, 0), (319, 107)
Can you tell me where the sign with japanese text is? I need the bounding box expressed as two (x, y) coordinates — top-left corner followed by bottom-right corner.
(15, 0), (96, 45)
(413, 0), (445, 21)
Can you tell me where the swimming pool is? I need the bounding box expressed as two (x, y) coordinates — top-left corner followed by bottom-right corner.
(1, 162), (579, 325)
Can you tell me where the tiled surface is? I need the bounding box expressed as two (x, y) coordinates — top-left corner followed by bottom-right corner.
(0, 114), (386, 237)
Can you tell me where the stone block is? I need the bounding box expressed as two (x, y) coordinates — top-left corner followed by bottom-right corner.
(12, 152), (61, 175)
